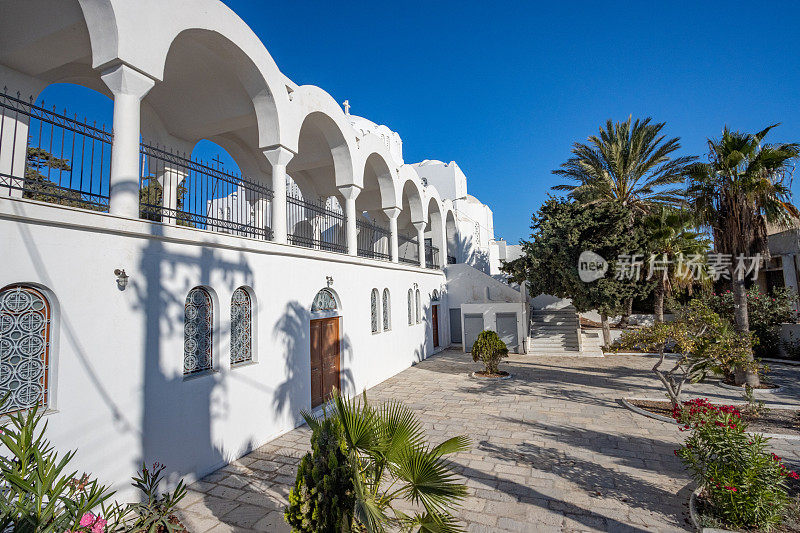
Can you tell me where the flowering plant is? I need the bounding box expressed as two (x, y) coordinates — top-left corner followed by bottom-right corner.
(674, 398), (796, 529)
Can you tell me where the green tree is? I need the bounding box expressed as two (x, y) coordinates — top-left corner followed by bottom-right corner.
(471, 330), (509, 375)
(22, 147), (103, 211)
(686, 124), (800, 385)
(552, 116), (695, 214)
(552, 117), (696, 323)
(642, 207), (710, 322)
(285, 416), (355, 532)
(519, 197), (651, 347)
(298, 391), (469, 533)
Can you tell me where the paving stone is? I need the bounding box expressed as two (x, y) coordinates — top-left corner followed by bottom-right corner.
(178, 349), (800, 531)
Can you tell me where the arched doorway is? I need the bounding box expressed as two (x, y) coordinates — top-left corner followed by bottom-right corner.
(309, 288), (341, 408)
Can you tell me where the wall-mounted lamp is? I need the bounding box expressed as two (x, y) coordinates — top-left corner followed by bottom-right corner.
(326, 276), (334, 288)
(114, 269), (129, 290)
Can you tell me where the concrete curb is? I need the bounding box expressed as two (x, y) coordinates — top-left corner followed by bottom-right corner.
(470, 371), (512, 380)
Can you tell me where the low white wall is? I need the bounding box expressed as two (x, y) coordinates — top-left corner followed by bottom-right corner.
(0, 198), (447, 499)
(460, 302), (527, 354)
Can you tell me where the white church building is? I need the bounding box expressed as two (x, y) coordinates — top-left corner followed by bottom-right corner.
(0, 0), (525, 497)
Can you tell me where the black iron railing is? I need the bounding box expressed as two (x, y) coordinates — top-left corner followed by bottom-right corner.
(398, 232), (419, 265)
(356, 218), (391, 261)
(139, 142), (273, 240)
(286, 192), (347, 253)
(425, 244), (440, 269)
(0, 89), (112, 211)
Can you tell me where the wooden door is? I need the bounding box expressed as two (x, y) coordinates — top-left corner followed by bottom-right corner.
(310, 317), (340, 408)
(432, 305), (439, 347)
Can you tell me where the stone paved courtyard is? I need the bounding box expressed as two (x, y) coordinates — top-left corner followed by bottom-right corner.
(176, 349), (800, 532)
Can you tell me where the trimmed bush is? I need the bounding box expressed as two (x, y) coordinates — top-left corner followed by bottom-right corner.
(471, 330), (509, 374)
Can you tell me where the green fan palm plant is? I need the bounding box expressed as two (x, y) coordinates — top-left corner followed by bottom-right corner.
(298, 391), (470, 533)
(686, 124), (800, 385)
(552, 116), (695, 214)
(643, 207), (710, 322)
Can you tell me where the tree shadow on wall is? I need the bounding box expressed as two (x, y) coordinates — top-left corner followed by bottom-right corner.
(131, 223), (256, 496)
(272, 300), (354, 429)
(454, 232), (489, 274)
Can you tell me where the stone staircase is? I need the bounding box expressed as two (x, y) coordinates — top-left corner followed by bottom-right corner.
(527, 308), (581, 355)
(579, 329), (605, 357)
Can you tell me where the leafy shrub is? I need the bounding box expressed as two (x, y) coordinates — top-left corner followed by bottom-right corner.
(0, 400), (187, 533)
(471, 330), (509, 374)
(285, 416), (355, 532)
(704, 287), (796, 359)
(103, 462), (187, 532)
(612, 299), (755, 405)
(292, 391), (469, 532)
(674, 398), (798, 529)
(0, 403), (114, 532)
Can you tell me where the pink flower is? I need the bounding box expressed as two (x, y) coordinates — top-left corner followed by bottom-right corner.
(91, 518), (107, 533)
(79, 513), (95, 527)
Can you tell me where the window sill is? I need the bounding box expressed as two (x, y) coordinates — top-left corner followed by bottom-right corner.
(231, 360), (257, 370)
(183, 369), (218, 382)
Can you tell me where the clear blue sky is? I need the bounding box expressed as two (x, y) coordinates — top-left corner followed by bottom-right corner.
(36, 1), (800, 243)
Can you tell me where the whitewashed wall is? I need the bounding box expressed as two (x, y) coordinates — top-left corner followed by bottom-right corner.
(0, 198), (447, 499)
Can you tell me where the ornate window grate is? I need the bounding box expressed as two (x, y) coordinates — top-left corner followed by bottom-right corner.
(184, 287), (213, 375)
(415, 289), (421, 324)
(382, 288), (391, 331)
(407, 289), (413, 325)
(312, 289), (337, 312)
(370, 289), (379, 333)
(0, 285), (50, 414)
(230, 287), (252, 366)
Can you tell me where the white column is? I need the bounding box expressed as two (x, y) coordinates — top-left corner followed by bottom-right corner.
(413, 220), (426, 268)
(263, 146), (294, 244)
(0, 112), (29, 199)
(383, 207), (401, 263)
(101, 64), (155, 218)
(159, 163), (186, 223)
(338, 184), (361, 256)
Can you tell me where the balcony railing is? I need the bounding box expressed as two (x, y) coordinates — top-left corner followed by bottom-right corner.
(397, 232), (419, 265)
(286, 192), (347, 253)
(139, 142), (273, 240)
(0, 90), (112, 211)
(356, 218), (391, 261)
(425, 244), (440, 270)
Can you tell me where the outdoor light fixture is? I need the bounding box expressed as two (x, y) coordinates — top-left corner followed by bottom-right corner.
(114, 269), (129, 290)
(326, 276), (333, 288)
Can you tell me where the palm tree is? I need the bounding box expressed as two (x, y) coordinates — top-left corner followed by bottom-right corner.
(687, 124), (800, 386)
(643, 207), (710, 322)
(302, 391), (470, 532)
(553, 116), (696, 214)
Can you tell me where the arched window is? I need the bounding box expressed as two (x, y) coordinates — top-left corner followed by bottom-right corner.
(407, 289), (414, 325)
(382, 289), (391, 331)
(432, 289), (440, 301)
(0, 285), (51, 413)
(370, 289), (379, 333)
(230, 287), (252, 366)
(415, 289), (421, 324)
(312, 288), (338, 312)
(184, 287), (213, 375)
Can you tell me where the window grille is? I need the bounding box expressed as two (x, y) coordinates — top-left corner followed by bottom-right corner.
(0, 285), (50, 413)
(407, 289), (413, 325)
(312, 289), (337, 312)
(230, 287), (252, 366)
(370, 289), (379, 333)
(184, 287), (213, 375)
(415, 289), (421, 324)
(382, 288), (391, 331)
